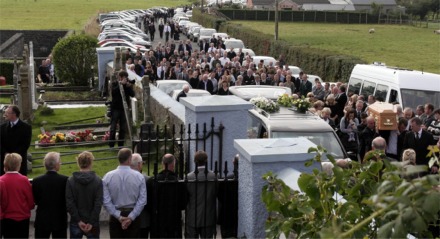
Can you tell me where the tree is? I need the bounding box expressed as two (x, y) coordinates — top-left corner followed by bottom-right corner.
(52, 34), (98, 86)
(262, 145), (440, 238)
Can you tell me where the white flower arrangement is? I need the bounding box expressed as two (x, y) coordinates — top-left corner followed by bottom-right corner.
(250, 96), (280, 113)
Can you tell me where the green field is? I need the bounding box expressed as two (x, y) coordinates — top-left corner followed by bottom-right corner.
(0, 0), (191, 31)
(232, 21), (440, 74)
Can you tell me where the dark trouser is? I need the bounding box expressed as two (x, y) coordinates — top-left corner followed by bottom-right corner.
(185, 225), (215, 239)
(109, 108), (126, 148)
(159, 26), (164, 38)
(149, 32), (155, 41)
(109, 211), (140, 238)
(1, 218), (30, 238)
(35, 227), (67, 239)
(70, 222), (100, 239)
(139, 227), (150, 238)
(165, 32), (170, 42)
(220, 224), (237, 238)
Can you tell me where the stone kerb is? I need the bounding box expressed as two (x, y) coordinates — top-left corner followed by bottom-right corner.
(234, 138), (322, 239)
(182, 95), (253, 173)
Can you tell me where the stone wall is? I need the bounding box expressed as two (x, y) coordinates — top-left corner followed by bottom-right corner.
(149, 85), (185, 127)
(0, 30), (70, 58)
(0, 33), (24, 58)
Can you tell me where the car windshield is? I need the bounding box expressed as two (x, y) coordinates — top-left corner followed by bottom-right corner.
(400, 89), (440, 110)
(271, 131), (346, 159)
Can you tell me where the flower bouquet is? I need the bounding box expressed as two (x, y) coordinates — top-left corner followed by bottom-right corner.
(250, 96), (280, 113)
(38, 132), (54, 145)
(292, 96), (312, 113)
(277, 94), (294, 107)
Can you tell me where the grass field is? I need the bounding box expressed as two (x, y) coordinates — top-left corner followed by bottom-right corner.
(0, 0), (191, 31)
(232, 21), (440, 74)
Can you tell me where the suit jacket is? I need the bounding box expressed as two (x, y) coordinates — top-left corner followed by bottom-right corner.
(403, 130), (435, 166)
(242, 74), (255, 85)
(147, 170), (187, 238)
(197, 80), (214, 94)
(335, 93), (348, 119)
(186, 167), (217, 227)
(0, 119), (32, 175)
(32, 171), (69, 230)
(299, 80), (312, 97)
(176, 90), (187, 102)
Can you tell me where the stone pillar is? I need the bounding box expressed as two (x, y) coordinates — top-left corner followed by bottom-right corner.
(120, 47), (126, 71)
(182, 95), (252, 175)
(96, 47), (116, 92)
(234, 138), (322, 238)
(114, 47), (122, 72)
(19, 44), (32, 121)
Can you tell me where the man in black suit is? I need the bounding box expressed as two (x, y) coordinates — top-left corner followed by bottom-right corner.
(403, 117), (436, 173)
(109, 70), (135, 148)
(0, 105), (32, 176)
(242, 69), (255, 85)
(298, 73), (312, 97)
(147, 154), (187, 238)
(176, 85), (190, 102)
(335, 85), (348, 121)
(197, 74), (214, 94)
(185, 151), (217, 238)
(32, 152), (69, 238)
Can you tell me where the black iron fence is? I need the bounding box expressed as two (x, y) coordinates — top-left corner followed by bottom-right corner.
(219, 9), (411, 24)
(134, 117), (225, 178)
(147, 161), (238, 238)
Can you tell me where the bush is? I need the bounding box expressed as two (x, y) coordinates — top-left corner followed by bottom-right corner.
(52, 34), (98, 86)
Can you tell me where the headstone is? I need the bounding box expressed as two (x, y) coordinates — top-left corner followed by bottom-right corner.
(19, 44), (33, 121)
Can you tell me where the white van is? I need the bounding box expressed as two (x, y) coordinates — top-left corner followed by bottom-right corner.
(347, 63), (440, 110)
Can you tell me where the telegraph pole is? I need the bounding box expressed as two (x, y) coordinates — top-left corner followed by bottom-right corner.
(274, 0), (279, 40)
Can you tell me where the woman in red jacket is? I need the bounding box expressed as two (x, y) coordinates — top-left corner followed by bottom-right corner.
(0, 153), (34, 238)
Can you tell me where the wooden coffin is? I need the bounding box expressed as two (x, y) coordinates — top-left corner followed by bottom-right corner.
(368, 102), (398, 130)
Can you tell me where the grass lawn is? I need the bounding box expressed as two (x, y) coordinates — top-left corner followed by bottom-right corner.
(0, 0), (191, 31)
(28, 106), (156, 178)
(231, 21), (440, 74)
(28, 106), (117, 178)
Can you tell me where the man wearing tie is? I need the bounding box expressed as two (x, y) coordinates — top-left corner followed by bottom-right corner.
(403, 117), (436, 174)
(0, 105), (32, 175)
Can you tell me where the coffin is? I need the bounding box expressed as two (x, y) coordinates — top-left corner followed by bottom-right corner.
(368, 102), (398, 130)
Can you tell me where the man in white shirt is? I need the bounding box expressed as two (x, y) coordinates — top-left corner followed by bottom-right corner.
(103, 148), (147, 238)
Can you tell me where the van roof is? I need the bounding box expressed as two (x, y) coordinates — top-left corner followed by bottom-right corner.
(249, 107), (335, 133)
(352, 64), (440, 92)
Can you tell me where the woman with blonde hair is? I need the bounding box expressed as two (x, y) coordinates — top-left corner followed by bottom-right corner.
(0, 153), (34, 238)
(402, 149), (420, 179)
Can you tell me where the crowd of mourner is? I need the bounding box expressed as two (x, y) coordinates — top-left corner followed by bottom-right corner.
(2, 7), (440, 239)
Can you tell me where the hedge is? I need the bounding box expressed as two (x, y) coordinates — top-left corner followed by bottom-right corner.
(192, 8), (366, 82)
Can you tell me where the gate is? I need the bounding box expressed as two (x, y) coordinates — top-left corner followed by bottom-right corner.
(133, 117), (225, 179)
